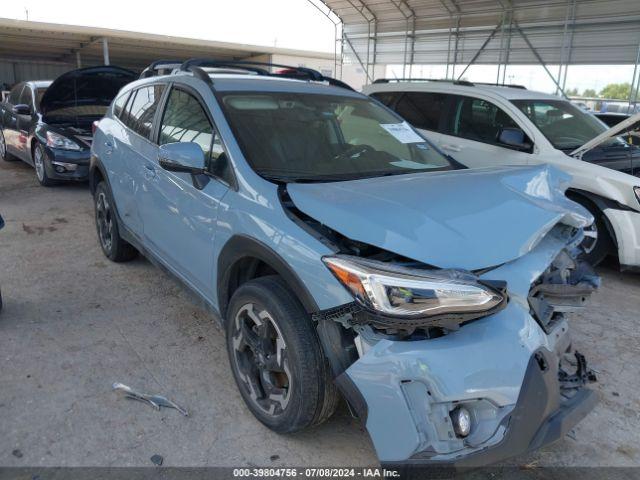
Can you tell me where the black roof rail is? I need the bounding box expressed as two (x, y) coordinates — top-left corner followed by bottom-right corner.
(139, 59), (184, 79)
(373, 78), (475, 87)
(473, 82), (527, 90)
(178, 58), (354, 91)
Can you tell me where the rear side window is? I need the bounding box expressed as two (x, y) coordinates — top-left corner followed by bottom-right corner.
(451, 96), (520, 145)
(8, 84), (24, 105)
(121, 85), (165, 139)
(370, 91), (401, 108)
(113, 92), (130, 120)
(394, 92), (447, 132)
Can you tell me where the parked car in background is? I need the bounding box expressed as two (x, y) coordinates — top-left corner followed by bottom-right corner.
(90, 59), (598, 468)
(0, 66), (135, 186)
(365, 80), (640, 269)
(594, 111), (631, 128)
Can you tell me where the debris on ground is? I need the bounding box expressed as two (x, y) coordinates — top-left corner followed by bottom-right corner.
(151, 454), (164, 466)
(112, 382), (188, 416)
(270, 455), (280, 461)
(11, 449), (23, 458)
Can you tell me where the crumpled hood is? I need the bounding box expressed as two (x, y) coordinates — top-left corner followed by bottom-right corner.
(40, 66), (136, 118)
(287, 165), (592, 270)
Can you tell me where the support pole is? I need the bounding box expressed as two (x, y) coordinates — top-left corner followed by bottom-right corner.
(457, 23), (501, 80)
(102, 37), (110, 66)
(514, 22), (568, 99)
(76, 51), (82, 68)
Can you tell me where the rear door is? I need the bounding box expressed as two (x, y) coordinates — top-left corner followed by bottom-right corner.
(140, 85), (229, 299)
(15, 85), (35, 161)
(2, 83), (25, 157)
(112, 84), (166, 238)
(438, 95), (534, 168)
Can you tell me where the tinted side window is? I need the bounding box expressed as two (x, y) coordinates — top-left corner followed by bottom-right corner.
(394, 92), (447, 131)
(160, 89), (213, 158)
(19, 86), (33, 108)
(122, 85), (165, 139)
(370, 91), (401, 108)
(8, 84), (24, 105)
(113, 92), (130, 120)
(160, 89), (231, 183)
(452, 96), (520, 145)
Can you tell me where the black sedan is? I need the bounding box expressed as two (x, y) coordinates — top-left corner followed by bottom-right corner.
(0, 66), (136, 186)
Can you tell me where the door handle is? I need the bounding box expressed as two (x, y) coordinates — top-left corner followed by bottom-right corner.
(441, 144), (461, 152)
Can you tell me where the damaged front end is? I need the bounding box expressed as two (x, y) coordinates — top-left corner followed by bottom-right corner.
(311, 227), (599, 468)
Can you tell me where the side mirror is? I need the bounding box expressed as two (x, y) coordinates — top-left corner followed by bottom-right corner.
(497, 127), (532, 152)
(12, 104), (31, 115)
(158, 142), (206, 174)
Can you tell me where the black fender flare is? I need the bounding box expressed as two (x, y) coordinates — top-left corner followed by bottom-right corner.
(217, 235), (319, 319)
(89, 155), (109, 195)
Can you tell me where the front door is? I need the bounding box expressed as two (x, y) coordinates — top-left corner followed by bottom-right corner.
(140, 86), (229, 299)
(438, 95), (534, 169)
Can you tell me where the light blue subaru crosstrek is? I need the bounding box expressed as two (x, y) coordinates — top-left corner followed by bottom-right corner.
(90, 59), (600, 469)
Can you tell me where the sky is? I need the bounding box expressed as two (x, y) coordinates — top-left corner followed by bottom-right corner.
(2, 0), (338, 52)
(2, 0), (635, 94)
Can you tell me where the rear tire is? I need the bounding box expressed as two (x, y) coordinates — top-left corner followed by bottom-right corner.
(573, 197), (613, 266)
(226, 275), (339, 433)
(94, 181), (137, 262)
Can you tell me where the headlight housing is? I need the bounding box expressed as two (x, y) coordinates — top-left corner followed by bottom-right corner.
(46, 131), (81, 151)
(634, 186), (640, 206)
(323, 255), (506, 325)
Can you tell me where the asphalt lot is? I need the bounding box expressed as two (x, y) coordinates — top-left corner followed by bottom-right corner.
(1, 157), (639, 470)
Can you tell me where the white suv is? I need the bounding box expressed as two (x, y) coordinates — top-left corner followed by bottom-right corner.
(364, 80), (640, 269)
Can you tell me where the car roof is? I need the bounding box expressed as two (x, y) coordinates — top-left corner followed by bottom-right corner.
(364, 81), (564, 102)
(26, 80), (53, 89)
(129, 71), (363, 98)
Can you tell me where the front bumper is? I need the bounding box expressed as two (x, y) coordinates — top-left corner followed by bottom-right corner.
(603, 207), (640, 269)
(383, 349), (598, 471)
(43, 145), (90, 181)
(334, 227), (597, 467)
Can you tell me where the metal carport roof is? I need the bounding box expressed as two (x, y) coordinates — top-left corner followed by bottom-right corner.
(0, 17), (333, 71)
(319, 0), (640, 86)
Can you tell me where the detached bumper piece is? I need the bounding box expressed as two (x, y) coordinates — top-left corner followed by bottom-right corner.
(529, 249), (600, 333)
(384, 349), (598, 474)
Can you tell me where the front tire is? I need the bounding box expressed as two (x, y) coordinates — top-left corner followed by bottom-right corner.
(226, 275), (339, 433)
(33, 143), (56, 186)
(94, 181), (137, 262)
(0, 129), (16, 162)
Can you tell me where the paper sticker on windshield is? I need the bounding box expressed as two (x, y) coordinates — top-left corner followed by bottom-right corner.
(380, 122), (424, 143)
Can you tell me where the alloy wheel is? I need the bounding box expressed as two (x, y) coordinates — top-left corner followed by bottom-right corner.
(0, 131), (6, 159)
(582, 222), (599, 255)
(231, 303), (292, 416)
(96, 192), (114, 253)
(34, 146), (45, 181)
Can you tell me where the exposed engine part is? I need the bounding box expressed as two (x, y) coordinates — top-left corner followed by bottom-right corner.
(558, 351), (597, 390)
(528, 249), (600, 333)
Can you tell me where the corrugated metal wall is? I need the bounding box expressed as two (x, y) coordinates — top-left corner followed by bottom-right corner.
(0, 59), (73, 87)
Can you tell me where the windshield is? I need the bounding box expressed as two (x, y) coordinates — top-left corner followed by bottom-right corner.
(219, 92), (455, 182)
(35, 88), (47, 111)
(511, 99), (625, 150)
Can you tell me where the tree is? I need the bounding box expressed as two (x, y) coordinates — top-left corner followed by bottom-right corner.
(583, 88), (597, 98)
(599, 83), (633, 100)
(566, 87), (579, 96)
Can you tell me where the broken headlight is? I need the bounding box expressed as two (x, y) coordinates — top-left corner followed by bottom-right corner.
(323, 255), (505, 319)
